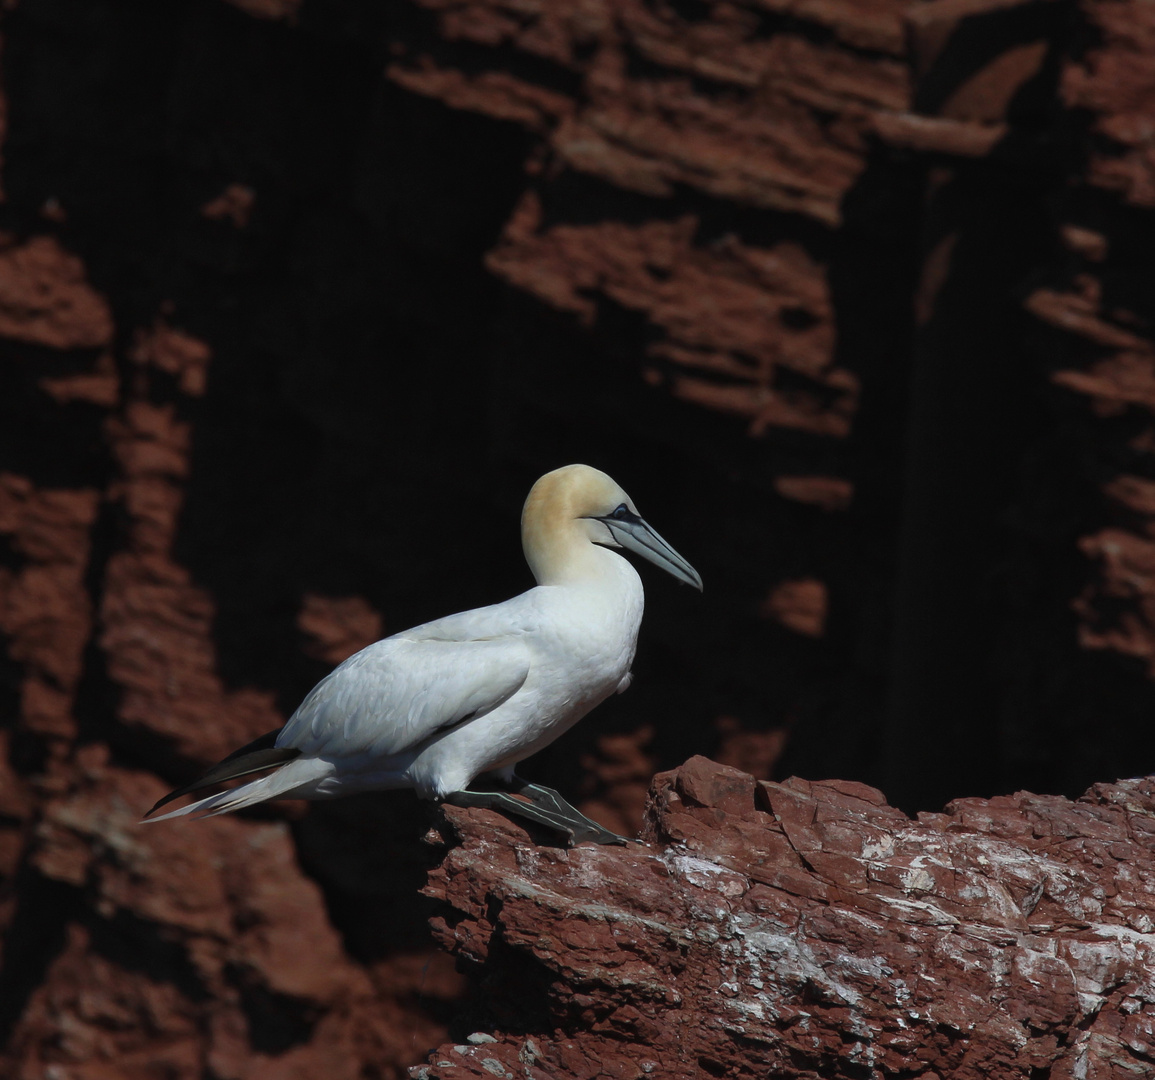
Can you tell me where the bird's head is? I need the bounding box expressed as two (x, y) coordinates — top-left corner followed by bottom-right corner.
(521, 464), (703, 590)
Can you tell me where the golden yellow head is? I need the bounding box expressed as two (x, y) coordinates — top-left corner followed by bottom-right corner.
(521, 465), (702, 590)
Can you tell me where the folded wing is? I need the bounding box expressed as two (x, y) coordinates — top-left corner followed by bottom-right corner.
(276, 635), (533, 759)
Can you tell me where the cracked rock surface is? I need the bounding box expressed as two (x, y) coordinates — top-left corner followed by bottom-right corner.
(419, 756), (1155, 1080)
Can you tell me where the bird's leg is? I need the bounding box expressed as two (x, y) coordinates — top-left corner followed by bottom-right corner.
(443, 789), (582, 846)
(507, 776), (631, 846)
(444, 783), (630, 846)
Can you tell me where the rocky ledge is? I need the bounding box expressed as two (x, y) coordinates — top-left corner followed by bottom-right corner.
(420, 756), (1155, 1080)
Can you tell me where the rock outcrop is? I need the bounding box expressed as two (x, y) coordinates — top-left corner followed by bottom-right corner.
(420, 756), (1155, 1080)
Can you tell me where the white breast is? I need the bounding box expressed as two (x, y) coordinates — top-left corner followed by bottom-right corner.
(403, 551), (645, 798)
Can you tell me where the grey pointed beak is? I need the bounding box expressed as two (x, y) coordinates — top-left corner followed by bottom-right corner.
(600, 514), (704, 591)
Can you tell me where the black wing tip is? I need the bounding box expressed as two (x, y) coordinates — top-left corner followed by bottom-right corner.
(144, 775), (212, 818)
(144, 791), (180, 818)
(143, 734), (299, 820)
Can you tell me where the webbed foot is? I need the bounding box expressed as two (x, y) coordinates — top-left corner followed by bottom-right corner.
(444, 782), (629, 846)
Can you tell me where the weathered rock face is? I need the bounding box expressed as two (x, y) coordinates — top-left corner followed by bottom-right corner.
(381, 0), (1155, 807)
(4, 750), (463, 1080)
(2, 0), (1155, 1077)
(421, 756), (1155, 1080)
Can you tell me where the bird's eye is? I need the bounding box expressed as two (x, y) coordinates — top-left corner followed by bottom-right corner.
(612, 504), (630, 520)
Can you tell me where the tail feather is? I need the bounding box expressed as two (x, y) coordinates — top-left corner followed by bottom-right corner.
(144, 732), (326, 822)
(146, 729), (297, 817)
(143, 756), (330, 822)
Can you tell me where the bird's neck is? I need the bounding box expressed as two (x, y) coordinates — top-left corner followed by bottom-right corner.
(524, 521), (626, 590)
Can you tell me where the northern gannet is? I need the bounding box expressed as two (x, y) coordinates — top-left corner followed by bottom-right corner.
(145, 464), (702, 844)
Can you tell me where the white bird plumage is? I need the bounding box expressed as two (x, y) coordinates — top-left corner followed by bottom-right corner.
(145, 464), (702, 844)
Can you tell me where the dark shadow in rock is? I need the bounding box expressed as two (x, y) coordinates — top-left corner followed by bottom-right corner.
(292, 792), (446, 963)
(0, 872), (81, 1048)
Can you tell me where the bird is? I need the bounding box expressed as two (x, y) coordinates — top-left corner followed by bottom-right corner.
(144, 464), (702, 844)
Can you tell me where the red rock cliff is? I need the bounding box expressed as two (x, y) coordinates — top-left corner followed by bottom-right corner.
(1, 0), (1155, 1076)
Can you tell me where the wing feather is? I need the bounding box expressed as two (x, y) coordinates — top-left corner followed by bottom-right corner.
(276, 636), (532, 759)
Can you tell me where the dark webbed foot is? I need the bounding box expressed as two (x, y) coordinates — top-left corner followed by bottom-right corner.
(444, 781), (630, 846)
(443, 789), (582, 845)
(509, 778), (631, 845)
